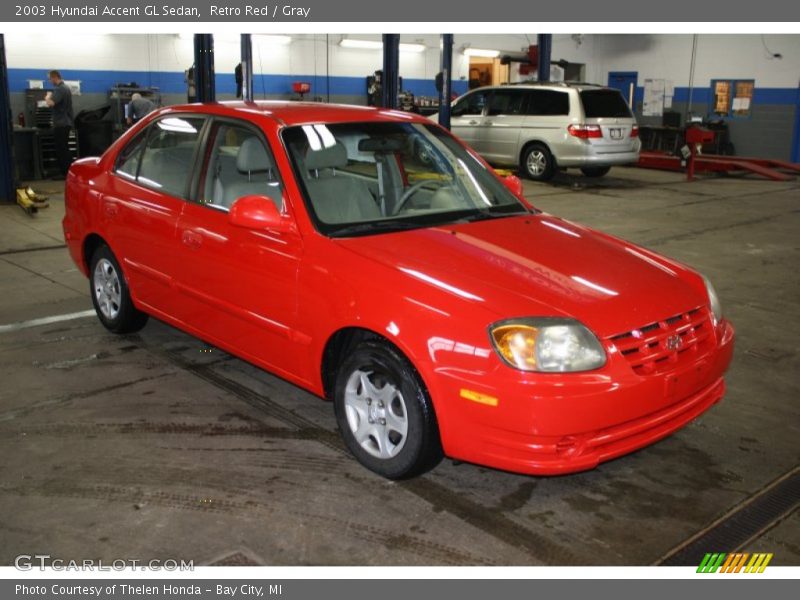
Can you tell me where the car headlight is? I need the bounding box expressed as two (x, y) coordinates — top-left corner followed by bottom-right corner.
(489, 318), (606, 372)
(702, 275), (723, 325)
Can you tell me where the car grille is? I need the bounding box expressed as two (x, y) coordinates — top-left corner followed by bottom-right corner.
(609, 307), (714, 375)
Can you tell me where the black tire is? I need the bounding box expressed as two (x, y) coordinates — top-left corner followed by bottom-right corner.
(333, 340), (443, 479)
(580, 166), (612, 178)
(520, 143), (556, 181)
(89, 244), (148, 334)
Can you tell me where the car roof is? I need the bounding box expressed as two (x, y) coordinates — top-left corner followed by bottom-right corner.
(162, 101), (428, 127)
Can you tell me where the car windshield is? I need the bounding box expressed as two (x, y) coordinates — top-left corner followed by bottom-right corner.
(282, 121), (530, 237)
(580, 89), (633, 119)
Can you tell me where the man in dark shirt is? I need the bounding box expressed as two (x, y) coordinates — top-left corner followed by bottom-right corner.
(45, 70), (74, 178)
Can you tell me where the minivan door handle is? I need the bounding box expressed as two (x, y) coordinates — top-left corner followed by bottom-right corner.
(468, 120), (480, 125)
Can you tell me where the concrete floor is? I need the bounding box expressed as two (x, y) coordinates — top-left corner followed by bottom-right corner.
(0, 168), (798, 566)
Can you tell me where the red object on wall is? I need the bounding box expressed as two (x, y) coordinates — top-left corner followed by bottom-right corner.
(292, 82), (311, 95)
(518, 45), (539, 76)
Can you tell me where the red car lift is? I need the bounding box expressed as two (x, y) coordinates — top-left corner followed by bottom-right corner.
(638, 126), (800, 182)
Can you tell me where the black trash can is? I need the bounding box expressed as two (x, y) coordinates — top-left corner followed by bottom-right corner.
(75, 105), (114, 158)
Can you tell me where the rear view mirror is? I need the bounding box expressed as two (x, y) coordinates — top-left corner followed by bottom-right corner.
(358, 137), (405, 153)
(502, 174), (524, 198)
(229, 195), (291, 231)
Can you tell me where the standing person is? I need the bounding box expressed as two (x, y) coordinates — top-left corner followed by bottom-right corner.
(44, 70), (74, 179)
(126, 93), (155, 126)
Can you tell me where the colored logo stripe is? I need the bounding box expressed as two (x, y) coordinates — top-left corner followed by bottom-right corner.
(697, 552), (773, 573)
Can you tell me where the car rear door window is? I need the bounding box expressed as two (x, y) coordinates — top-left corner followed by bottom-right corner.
(452, 91), (488, 117)
(526, 90), (570, 116)
(579, 90), (633, 118)
(487, 89), (527, 116)
(135, 117), (205, 198)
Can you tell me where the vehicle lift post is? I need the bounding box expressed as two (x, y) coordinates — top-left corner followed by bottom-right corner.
(0, 34), (15, 205)
(537, 34), (552, 82)
(240, 34), (254, 102)
(194, 34), (216, 103)
(684, 126), (715, 181)
(438, 34), (454, 130)
(382, 34), (400, 109)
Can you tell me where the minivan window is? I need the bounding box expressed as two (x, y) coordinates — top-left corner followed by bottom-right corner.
(580, 89), (633, 118)
(487, 90), (527, 116)
(526, 90), (570, 116)
(452, 91), (488, 117)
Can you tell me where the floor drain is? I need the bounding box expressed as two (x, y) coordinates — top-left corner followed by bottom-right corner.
(658, 466), (800, 566)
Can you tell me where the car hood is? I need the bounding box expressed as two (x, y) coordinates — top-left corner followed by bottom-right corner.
(335, 214), (707, 338)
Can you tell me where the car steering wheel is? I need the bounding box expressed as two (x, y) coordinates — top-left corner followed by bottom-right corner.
(394, 179), (448, 214)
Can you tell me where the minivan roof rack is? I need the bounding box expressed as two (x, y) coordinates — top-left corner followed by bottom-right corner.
(506, 80), (604, 88)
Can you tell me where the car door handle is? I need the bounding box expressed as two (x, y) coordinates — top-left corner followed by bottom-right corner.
(468, 120), (480, 125)
(181, 230), (202, 250)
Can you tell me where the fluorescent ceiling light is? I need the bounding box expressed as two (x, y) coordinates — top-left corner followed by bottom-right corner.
(400, 43), (426, 53)
(340, 38), (383, 50)
(463, 48), (500, 58)
(339, 39), (427, 52)
(259, 35), (292, 46)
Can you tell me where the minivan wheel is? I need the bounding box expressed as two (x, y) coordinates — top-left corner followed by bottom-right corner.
(89, 245), (148, 334)
(581, 166), (612, 178)
(333, 340), (443, 479)
(521, 143), (555, 181)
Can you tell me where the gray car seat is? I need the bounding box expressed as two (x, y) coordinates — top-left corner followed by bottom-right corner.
(220, 137), (282, 209)
(305, 143), (380, 223)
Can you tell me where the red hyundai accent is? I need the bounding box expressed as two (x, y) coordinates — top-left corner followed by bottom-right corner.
(63, 102), (735, 479)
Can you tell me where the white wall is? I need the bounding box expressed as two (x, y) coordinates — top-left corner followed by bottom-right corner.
(4, 33), (798, 89)
(591, 34), (800, 89)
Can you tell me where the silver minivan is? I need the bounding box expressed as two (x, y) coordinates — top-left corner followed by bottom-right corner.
(448, 83), (641, 181)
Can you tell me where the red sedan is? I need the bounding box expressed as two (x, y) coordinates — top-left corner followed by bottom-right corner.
(63, 102), (735, 479)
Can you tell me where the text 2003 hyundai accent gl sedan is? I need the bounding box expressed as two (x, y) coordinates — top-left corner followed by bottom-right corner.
(63, 102), (734, 479)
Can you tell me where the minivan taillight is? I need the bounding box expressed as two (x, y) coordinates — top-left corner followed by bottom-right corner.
(567, 124), (602, 139)
(631, 125), (639, 138)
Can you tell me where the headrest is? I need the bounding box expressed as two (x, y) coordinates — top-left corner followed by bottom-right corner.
(305, 142), (348, 171)
(237, 136), (273, 173)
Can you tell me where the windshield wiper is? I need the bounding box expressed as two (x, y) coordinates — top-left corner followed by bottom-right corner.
(328, 219), (423, 238)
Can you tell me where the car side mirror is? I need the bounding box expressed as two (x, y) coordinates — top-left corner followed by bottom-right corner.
(502, 174), (524, 198)
(228, 195), (291, 231)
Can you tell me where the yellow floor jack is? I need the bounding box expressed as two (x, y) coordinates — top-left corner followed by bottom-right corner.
(16, 187), (49, 216)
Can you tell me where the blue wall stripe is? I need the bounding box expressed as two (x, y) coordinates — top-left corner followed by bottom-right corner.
(8, 67), (469, 99)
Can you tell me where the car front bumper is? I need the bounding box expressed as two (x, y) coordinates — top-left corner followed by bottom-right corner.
(431, 319), (735, 475)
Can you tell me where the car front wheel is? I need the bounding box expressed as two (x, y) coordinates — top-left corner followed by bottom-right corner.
(521, 143), (555, 181)
(89, 244), (148, 334)
(333, 340), (443, 479)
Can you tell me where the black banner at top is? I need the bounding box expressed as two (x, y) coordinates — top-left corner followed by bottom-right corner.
(2, 0), (800, 22)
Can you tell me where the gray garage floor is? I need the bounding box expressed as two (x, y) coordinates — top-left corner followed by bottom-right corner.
(1, 167), (798, 566)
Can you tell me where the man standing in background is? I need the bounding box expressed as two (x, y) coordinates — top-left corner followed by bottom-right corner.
(126, 92), (155, 125)
(44, 70), (74, 179)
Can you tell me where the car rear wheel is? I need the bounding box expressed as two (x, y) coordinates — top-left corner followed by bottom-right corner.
(580, 166), (612, 177)
(333, 340), (443, 479)
(89, 245), (148, 334)
(521, 143), (555, 181)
